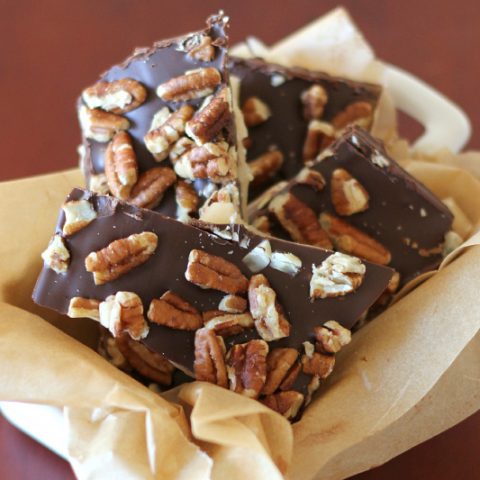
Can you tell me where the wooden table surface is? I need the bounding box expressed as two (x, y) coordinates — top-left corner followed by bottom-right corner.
(1, 1), (479, 478)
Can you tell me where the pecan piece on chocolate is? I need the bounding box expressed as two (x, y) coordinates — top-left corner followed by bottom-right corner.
(301, 84), (328, 121)
(89, 173), (109, 195)
(41, 234), (70, 273)
(331, 168), (369, 216)
(314, 321), (352, 354)
(269, 193), (333, 249)
(194, 327), (228, 388)
(204, 312), (254, 337)
(262, 348), (299, 395)
(144, 105), (195, 161)
(226, 340), (269, 398)
(270, 251), (302, 276)
(105, 131), (139, 200)
(319, 212), (391, 265)
(175, 180), (200, 221)
(332, 101), (373, 130)
(218, 294), (247, 313)
(310, 252), (365, 299)
(82, 78), (147, 114)
(78, 105), (129, 143)
(128, 167), (176, 209)
(198, 183), (241, 223)
(184, 34), (216, 62)
(302, 120), (336, 162)
(248, 274), (290, 341)
(62, 199), (97, 236)
(67, 297), (100, 321)
(301, 341), (335, 379)
(261, 391), (304, 420)
(147, 290), (202, 331)
(85, 231), (158, 285)
(99, 291), (149, 340)
(294, 168), (326, 192)
(156, 67), (222, 102)
(186, 87), (231, 145)
(242, 239), (272, 273)
(241, 96), (271, 127)
(185, 249), (249, 294)
(249, 150), (284, 187)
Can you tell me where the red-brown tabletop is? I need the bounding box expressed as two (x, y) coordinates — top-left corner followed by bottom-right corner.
(1, 1), (479, 478)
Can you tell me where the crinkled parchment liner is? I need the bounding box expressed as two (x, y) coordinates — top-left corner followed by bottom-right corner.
(1, 7), (480, 480)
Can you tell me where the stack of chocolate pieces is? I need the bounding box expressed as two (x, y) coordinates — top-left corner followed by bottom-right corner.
(33, 13), (454, 421)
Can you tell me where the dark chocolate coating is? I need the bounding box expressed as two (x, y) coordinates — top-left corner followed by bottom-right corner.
(230, 57), (382, 198)
(250, 126), (453, 284)
(81, 13), (234, 217)
(32, 189), (392, 379)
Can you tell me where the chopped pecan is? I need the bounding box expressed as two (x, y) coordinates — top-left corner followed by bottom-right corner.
(144, 105), (195, 161)
(319, 213), (391, 265)
(242, 239), (272, 273)
(186, 87), (231, 144)
(332, 101), (373, 129)
(248, 274), (290, 341)
(78, 105), (129, 143)
(82, 78), (147, 114)
(387, 271), (400, 293)
(241, 96), (271, 127)
(310, 252), (365, 299)
(128, 166), (176, 209)
(67, 297), (100, 321)
(202, 309), (226, 323)
(302, 120), (336, 162)
(269, 193), (332, 249)
(226, 340), (269, 398)
(185, 34), (216, 62)
(41, 235), (70, 273)
(198, 183), (240, 223)
(175, 180), (199, 221)
(147, 290), (202, 330)
(305, 375), (321, 407)
(270, 251), (302, 276)
(89, 173), (109, 195)
(194, 327), (228, 387)
(261, 391), (304, 420)
(204, 312), (254, 337)
(218, 294), (247, 313)
(294, 168), (326, 192)
(169, 137), (195, 163)
(185, 249), (249, 294)
(156, 67), (222, 102)
(301, 350), (335, 379)
(99, 291), (149, 340)
(62, 199), (97, 236)
(249, 150), (284, 187)
(252, 215), (271, 234)
(85, 231), (158, 285)
(331, 168), (369, 216)
(262, 348), (299, 395)
(301, 84), (328, 120)
(314, 321), (351, 354)
(105, 131), (139, 200)
(116, 333), (174, 385)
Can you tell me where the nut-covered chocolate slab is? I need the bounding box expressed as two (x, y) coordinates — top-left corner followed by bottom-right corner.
(249, 127), (453, 284)
(33, 189), (392, 381)
(230, 57), (382, 198)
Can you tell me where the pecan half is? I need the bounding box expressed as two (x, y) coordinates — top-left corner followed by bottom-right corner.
(249, 150), (284, 187)
(147, 290), (202, 330)
(202, 310), (225, 323)
(99, 291), (149, 340)
(105, 131), (139, 200)
(144, 105), (195, 161)
(62, 199), (97, 236)
(218, 294), (247, 313)
(332, 101), (373, 129)
(194, 327), (228, 387)
(82, 78), (147, 114)
(310, 252), (365, 299)
(169, 137), (195, 163)
(204, 312), (254, 337)
(185, 249), (249, 294)
(331, 168), (369, 216)
(294, 168), (326, 192)
(156, 67), (222, 102)
(186, 87), (231, 144)
(248, 274), (290, 341)
(301, 84), (328, 120)
(78, 105), (129, 142)
(241, 96), (271, 127)
(314, 321), (352, 354)
(128, 167), (176, 209)
(302, 120), (335, 162)
(262, 348), (299, 395)
(269, 193), (332, 249)
(85, 231), (158, 285)
(67, 297), (100, 321)
(175, 180), (199, 221)
(261, 391), (304, 420)
(185, 34), (216, 62)
(226, 340), (269, 398)
(319, 213), (391, 265)
(41, 235), (70, 273)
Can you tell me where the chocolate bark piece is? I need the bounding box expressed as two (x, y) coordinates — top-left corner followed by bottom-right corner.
(249, 126), (453, 286)
(33, 189), (392, 417)
(230, 57), (382, 199)
(79, 12), (247, 222)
